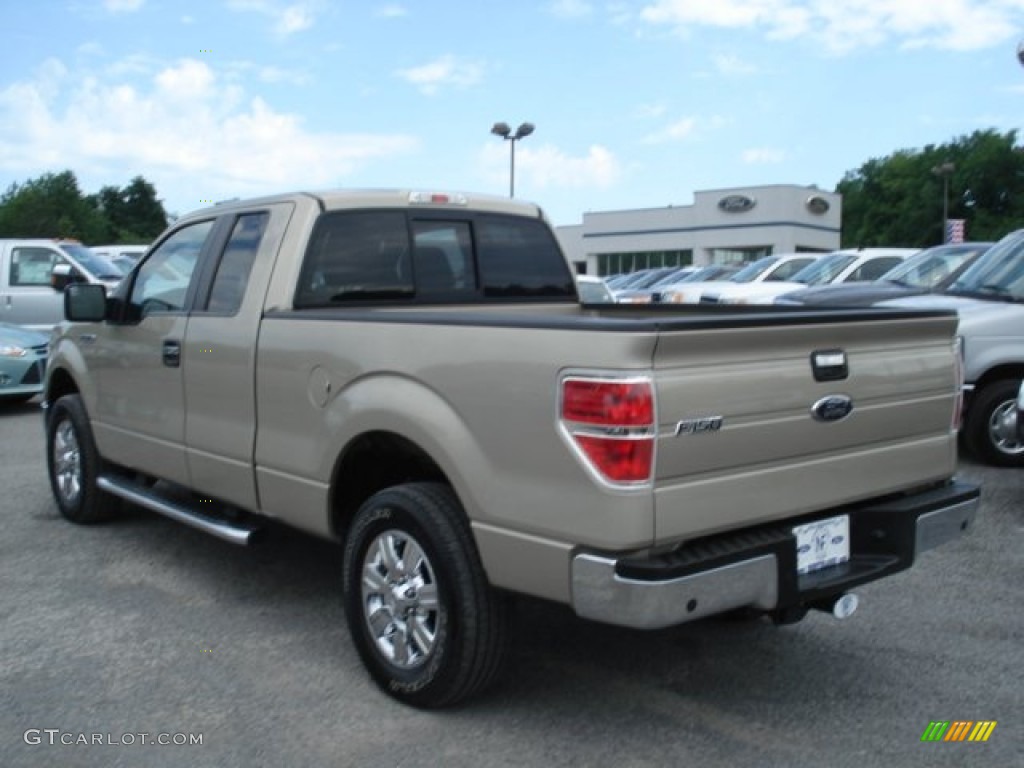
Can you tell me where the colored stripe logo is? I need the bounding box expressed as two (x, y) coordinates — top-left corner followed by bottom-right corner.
(921, 721), (997, 742)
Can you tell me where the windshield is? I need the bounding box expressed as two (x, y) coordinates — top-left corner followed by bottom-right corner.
(577, 279), (613, 303)
(946, 232), (1024, 302)
(881, 244), (989, 289)
(59, 243), (124, 279)
(684, 265), (734, 282)
(651, 267), (697, 287)
(729, 256), (778, 283)
(790, 253), (856, 285)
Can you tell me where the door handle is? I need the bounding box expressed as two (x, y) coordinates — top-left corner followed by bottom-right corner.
(162, 340), (181, 368)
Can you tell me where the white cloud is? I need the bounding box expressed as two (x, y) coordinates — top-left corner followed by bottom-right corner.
(635, 101), (668, 119)
(712, 53), (757, 75)
(642, 117), (697, 143)
(549, 0), (594, 19)
(639, 0), (1022, 53)
(396, 55), (484, 95)
(226, 0), (319, 36)
(103, 0), (144, 12)
(376, 4), (407, 18)
(0, 57), (418, 213)
(642, 114), (732, 144)
(741, 147), (786, 164)
(481, 142), (621, 191)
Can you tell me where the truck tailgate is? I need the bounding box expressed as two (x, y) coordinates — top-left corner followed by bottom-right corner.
(651, 312), (959, 544)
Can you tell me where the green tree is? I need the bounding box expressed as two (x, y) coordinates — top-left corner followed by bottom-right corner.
(0, 170), (107, 241)
(0, 171), (169, 243)
(92, 175), (168, 242)
(837, 129), (1024, 247)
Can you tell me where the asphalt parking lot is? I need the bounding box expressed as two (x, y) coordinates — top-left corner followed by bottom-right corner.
(1, 398), (1021, 768)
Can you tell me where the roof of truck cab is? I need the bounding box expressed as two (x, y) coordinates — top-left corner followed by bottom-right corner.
(186, 189), (545, 219)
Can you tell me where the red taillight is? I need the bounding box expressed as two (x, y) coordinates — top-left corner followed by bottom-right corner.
(573, 435), (654, 483)
(561, 376), (655, 485)
(563, 379), (654, 426)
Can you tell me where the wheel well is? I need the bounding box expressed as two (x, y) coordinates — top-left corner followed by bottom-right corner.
(330, 431), (449, 541)
(45, 368), (80, 406)
(972, 364), (1024, 394)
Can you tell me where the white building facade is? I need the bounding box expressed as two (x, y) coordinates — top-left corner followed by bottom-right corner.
(556, 184), (842, 276)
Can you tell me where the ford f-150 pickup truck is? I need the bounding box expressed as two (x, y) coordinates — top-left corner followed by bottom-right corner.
(43, 189), (980, 708)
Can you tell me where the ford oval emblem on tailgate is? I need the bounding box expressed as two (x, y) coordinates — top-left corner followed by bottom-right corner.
(811, 395), (854, 423)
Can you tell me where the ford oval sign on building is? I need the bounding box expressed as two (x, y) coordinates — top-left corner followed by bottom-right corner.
(718, 194), (756, 213)
(806, 195), (831, 215)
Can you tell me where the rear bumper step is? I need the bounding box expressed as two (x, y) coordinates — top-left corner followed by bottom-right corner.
(97, 475), (262, 546)
(571, 480), (980, 630)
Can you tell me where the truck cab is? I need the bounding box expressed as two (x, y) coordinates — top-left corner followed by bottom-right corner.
(0, 239), (124, 330)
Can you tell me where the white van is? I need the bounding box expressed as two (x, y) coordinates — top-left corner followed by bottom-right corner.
(0, 239), (123, 330)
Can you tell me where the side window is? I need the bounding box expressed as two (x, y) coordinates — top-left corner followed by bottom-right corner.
(848, 257), (902, 282)
(130, 220), (215, 317)
(476, 214), (574, 298)
(9, 248), (62, 286)
(295, 211), (412, 306)
(204, 212), (269, 314)
(411, 220), (475, 296)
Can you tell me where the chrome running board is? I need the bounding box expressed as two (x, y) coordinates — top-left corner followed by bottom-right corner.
(97, 475), (261, 546)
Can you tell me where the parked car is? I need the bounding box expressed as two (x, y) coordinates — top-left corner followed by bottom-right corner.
(614, 267), (698, 304)
(879, 229), (1024, 466)
(660, 253), (822, 304)
(610, 266), (680, 301)
(44, 187), (977, 707)
(89, 244), (149, 274)
(0, 239), (123, 330)
(774, 243), (993, 307)
(635, 264), (743, 303)
(0, 321), (48, 403)
(702, 248), (918, 305)
(575, 274), (614, 303)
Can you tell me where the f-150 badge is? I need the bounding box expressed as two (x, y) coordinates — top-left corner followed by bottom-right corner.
(674, 416), (723, 436)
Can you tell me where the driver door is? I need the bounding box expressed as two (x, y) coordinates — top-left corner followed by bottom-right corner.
(88, 218), (221, 485)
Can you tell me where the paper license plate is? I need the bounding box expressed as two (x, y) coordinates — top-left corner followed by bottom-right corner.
(793, 515), (850, 575)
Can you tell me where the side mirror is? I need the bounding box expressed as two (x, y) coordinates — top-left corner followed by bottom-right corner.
(65, 283), (108, 322)
(50, 263), (84, 292)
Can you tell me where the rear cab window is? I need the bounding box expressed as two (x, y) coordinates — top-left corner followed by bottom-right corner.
(295, 209), (574, 307)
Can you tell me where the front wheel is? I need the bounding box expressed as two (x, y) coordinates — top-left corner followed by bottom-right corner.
(342, 483), (508, 708)
(963, 380), (1024, 468)
(46, 394), (119, 523)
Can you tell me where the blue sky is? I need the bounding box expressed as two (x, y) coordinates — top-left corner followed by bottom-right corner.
(1, 0), (1022, 228)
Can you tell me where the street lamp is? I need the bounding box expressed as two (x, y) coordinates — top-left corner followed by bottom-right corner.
(491, 121), (534, 197)
(931, 161), (955, 243)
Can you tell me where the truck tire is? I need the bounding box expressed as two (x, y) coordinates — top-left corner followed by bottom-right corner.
(342, 483), (508, 708)
(963, 379), (1024, 468)
(46, 394), (119, 523)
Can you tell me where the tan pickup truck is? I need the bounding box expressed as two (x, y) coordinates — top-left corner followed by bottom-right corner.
(43, 190), (979, 708)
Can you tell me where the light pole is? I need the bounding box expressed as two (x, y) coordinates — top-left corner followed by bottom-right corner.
(931, 161), (955, 243)
(491, 121), (534, 197)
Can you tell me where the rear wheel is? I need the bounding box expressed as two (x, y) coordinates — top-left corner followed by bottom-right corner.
(963, 380), (1024, 467)
(342, 483), (508, 708)
(46, 394), (119, 523)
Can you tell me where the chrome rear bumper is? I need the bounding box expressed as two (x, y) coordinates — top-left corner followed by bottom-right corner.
(572, 480), (980, 630)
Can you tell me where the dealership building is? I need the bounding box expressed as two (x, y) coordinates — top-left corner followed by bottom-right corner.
(555, 184), (842, 276)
